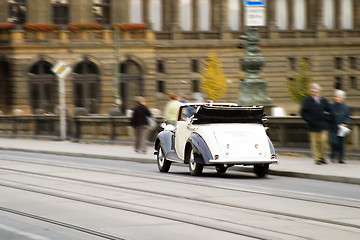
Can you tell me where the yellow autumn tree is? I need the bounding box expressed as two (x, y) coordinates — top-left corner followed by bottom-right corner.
(200, 53), (228, 101)
(287, 58), (311, 104)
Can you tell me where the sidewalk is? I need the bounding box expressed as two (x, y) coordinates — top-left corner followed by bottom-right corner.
(0, 138), (359, 185)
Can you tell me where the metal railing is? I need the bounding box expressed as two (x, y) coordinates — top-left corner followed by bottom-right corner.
(0, 115), (359, 151)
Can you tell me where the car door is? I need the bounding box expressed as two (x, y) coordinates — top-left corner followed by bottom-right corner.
(174, 120), (193, 161)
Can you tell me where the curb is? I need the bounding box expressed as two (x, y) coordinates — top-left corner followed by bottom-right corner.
(234, 166), (360, 185)
(0, 147), (156, 164)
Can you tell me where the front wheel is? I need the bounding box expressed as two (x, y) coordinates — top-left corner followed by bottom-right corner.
(254, 164), (269, 178)
(157, 145), (172, 172)
(186, 146), (203, 176)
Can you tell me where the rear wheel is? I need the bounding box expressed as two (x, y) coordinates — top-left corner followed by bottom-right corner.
(187, 146), (203, 176)
(215, 165), (228, 174)
(157, 145), (172, 172)
(254, 164), (269, 178)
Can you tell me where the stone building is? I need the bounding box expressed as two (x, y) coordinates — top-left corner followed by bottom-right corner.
(0, 0), (359, 116)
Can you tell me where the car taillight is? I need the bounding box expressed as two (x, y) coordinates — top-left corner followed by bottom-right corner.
(214, 155), (219, 160)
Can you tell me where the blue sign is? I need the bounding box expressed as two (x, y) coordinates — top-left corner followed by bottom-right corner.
(245, 0), (265, 6)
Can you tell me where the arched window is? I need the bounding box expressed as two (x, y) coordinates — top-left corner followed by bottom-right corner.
(119, 60), (143, 112)
(28, 61), (57, 114)
(73, 60), (100, 114)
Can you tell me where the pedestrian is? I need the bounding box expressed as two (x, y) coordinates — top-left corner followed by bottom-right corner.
(163, 93), (181, 126)
(329, 90), (351, 164)
(130, 96), (151, 154)
(300, 83), (331, 165)
(178, 93), (194, 118)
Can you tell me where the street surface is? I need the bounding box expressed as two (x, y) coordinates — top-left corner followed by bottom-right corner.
(0, 150), (359, 240)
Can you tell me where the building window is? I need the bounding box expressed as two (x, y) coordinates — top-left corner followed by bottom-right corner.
(293, 0), (306, 30)
(323, 0), (335, 29)
(52, 0), (69, 24)
(28, 61), (57, 114)
(150, 0), (162, 31)
(334, 76), (343, 89)
(157, 80), (165, 93)
(198, 0), (211, 31)
(130, 0), (143, 23)
(349, 76), (358, 90)
(349, 56), (357, 70)
(180, 0), (192, 31)
(156, 60), (165, 73)
(335, 57), (343, 70)
(93, 0), (110, 25)
(228, 0), (240, 31)
(341, 0), (353, 29)
(8, 0), (26, 24)
(0, 59), (12, 112)
(303, 57), (311, 70)
(73, 60), (100, 114)
(288, 57), (296, 71)
(191, 59), (199, 73)
(192, 79), (200, 92)
(276, 0), (288, 30)
(239, 59), (243, 71)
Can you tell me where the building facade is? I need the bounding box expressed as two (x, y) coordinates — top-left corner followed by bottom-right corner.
(0, 0), (359, 116)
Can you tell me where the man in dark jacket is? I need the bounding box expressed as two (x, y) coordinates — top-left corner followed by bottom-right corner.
(301, 83), (331, 165)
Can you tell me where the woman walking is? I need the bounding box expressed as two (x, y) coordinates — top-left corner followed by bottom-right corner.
(329, 90), (351, 164)
(130, 96), (152, 154)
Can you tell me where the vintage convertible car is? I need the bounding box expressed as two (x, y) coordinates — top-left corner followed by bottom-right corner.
(154, 103), (277, 177)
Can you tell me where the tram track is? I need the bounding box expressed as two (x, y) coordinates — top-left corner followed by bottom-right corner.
(1, 155), (360, 209)
(0, 155), (360, 239)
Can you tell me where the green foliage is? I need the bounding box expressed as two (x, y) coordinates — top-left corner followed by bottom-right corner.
(287, 59), (311, 104)
(200, 53), (228, 101)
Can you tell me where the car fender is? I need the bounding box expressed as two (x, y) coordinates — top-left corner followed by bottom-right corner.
(155, 130), (174, 155)
(267, 136), (276, 157)
(187, 133), (213, 165)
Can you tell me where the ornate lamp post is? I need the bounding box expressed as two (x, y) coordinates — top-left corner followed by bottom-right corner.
(238, 0), (272, 109)
(238, 27), (272, 106)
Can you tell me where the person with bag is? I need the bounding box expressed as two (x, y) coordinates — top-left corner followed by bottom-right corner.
(301, 83), (331, 165)
(329, 90), (351, 164)
(130, 96), (152, 154)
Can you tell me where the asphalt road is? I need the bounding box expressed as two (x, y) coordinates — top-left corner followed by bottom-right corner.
(0, 150), (359, 240)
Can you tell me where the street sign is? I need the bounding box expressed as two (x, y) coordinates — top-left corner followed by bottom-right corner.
(245, 0), (266, 26)
(51, 61), (72, 79)
(245, 0), (265, 6)
(245, 7), (266, 26)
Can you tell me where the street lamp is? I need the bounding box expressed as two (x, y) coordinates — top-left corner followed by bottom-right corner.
(238, 0), (272, 109)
